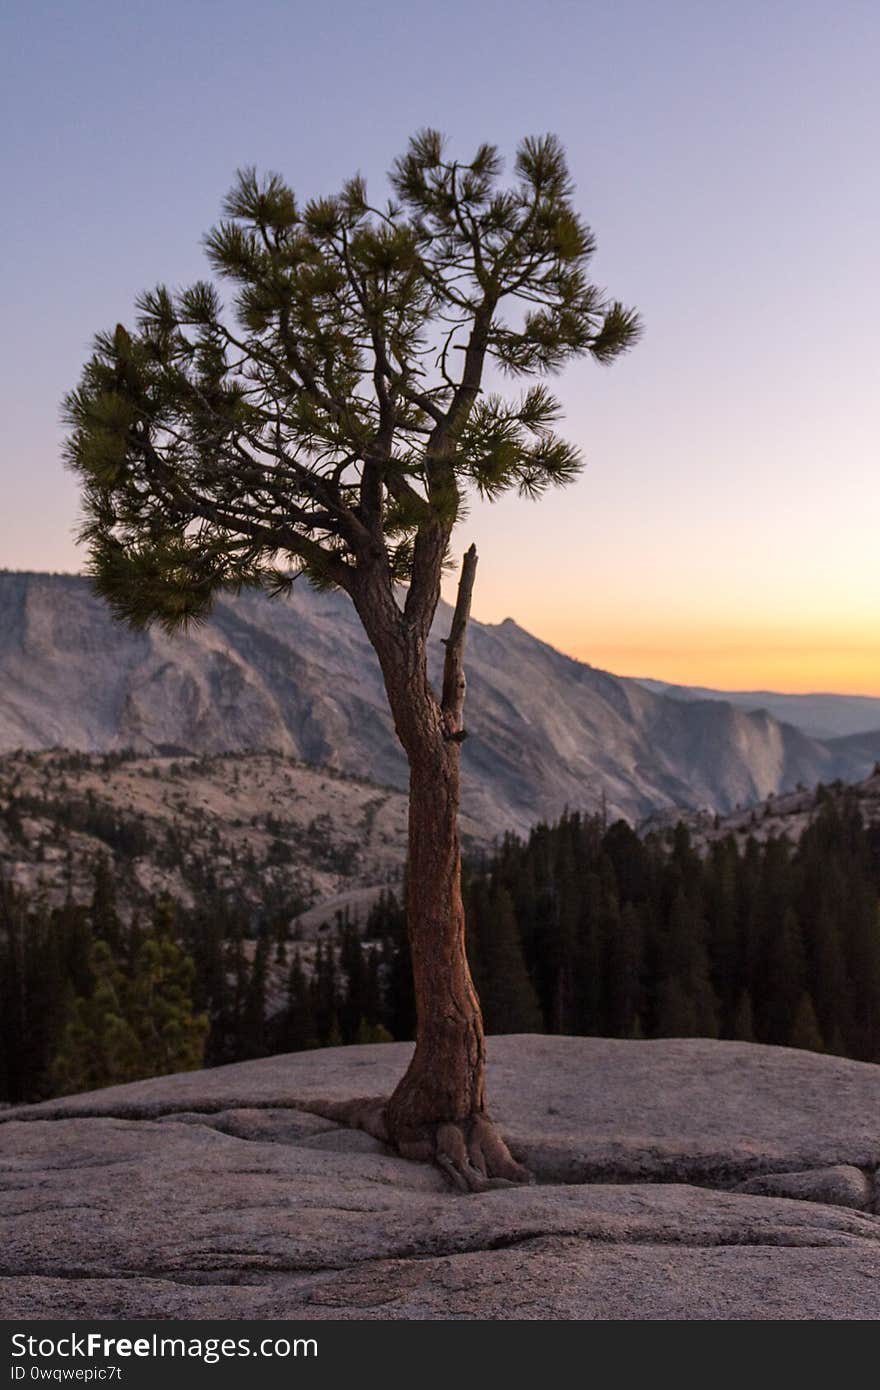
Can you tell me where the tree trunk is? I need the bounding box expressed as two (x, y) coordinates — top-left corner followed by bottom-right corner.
(344, 551), (531, 1189)
(385, 730), (486, 1140)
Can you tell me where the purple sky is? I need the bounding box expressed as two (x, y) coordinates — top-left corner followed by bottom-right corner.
(2, 0), (878, 690)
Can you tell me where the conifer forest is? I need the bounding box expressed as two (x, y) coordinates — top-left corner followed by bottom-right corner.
(3, 791), (878, 1105)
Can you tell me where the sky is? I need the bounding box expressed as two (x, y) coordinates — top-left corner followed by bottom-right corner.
(1, 0), (878, 693)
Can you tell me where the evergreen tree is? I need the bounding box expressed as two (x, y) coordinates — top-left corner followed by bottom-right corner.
(50, 902), (207, 1095)
(313, 941), (340, 1045)
(571, 869), (603, 1036)
(373, 891), (415, 1041)
(467, 884), (542, 1034)
(127, 932), (208, 1076)
(362, 945), (384, 1033)
(185, 899), (236, 1065)
(603, 901), (643, 1038)
(755, 906), (805, 1045)
(798, 856), (850, 1048)
(656, 891), (718, 1038)
(338, 916), (367, 1044)
(65, 131), (639, 1186)
(731, 990), (756, 1043)
(789, 993), (825, 1053)
(705, 837), (741, 1028)
(277, 949), (318, 1052)
(239, 931), (269, 1058)
(90, 855), (122, 950)
(356, 1018), (394, 1045)
(655, 977), (698, 1037)
(843, 882), (880, 1061)
(51, 941), (143, 1094)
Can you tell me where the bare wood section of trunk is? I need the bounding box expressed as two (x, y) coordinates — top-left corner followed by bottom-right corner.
(440, 542), (477, 737)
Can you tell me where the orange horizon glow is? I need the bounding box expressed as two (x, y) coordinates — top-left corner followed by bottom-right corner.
(551, 632), (880, 697)
(15, 561), (880, 699)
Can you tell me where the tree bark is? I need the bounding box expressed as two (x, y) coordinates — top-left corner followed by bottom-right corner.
(344, 548), (530, 1189)
(385, 730), (486, 1140)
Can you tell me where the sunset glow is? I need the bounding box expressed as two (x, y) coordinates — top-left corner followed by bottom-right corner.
(3, 1), (879, 698)
(568, 640), (880, 698)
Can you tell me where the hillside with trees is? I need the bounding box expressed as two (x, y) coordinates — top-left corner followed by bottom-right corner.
(4, 781), (879, 1104)
(0, 749), (418, 917)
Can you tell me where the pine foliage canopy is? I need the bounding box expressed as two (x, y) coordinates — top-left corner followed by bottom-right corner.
(64, 132), (640, 630)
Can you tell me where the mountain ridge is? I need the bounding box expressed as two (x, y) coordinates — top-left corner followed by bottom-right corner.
(636, 676), (880, 740)
(1, 570), (877, 834)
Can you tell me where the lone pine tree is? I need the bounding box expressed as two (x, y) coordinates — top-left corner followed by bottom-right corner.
(65, 131), (639, 1188)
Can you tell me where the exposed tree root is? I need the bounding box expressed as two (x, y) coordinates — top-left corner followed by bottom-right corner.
(431, 1116), (533, 1192)
(303, 1098), (533, 1192)
(305, 1097), (390, 1142)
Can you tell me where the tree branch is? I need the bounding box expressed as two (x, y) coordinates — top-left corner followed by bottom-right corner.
(440, 542), (478, 736)
(126, 431), (353, 588)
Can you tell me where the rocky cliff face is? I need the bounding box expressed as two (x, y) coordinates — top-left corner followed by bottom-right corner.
(2, 1037), (879, 1320)
(1, 572), (874, 833)
(637, 678), (880, 741)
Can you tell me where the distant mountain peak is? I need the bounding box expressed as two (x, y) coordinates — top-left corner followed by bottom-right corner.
(634, 677), (880, 741)
(1, 571), (877, 834)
